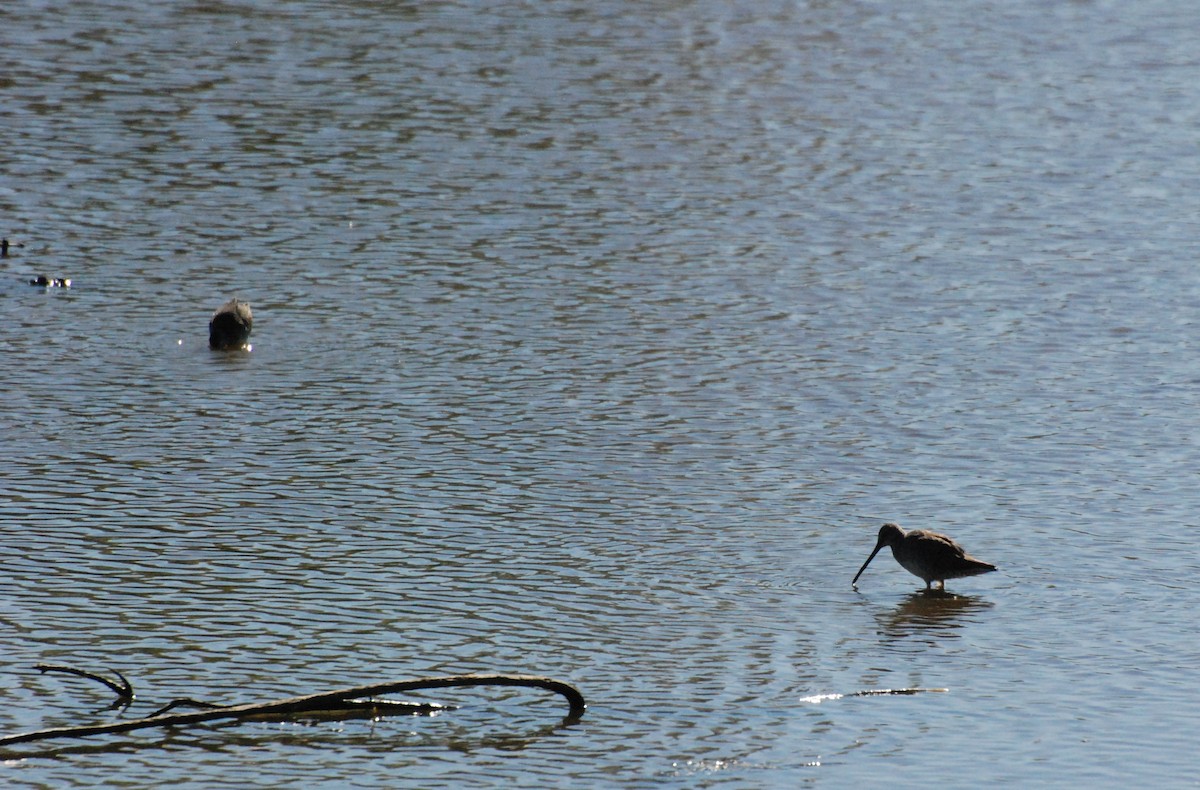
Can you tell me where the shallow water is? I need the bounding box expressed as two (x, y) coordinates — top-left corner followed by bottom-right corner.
(4, 0), (1200, 786)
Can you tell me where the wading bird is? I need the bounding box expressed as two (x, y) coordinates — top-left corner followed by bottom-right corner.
(852, 522), (996, 591)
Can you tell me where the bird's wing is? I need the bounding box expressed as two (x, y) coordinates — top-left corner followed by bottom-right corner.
(906, 530), (968, 562)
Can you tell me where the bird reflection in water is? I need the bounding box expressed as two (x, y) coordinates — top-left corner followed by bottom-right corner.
(876, 591), (995, 641)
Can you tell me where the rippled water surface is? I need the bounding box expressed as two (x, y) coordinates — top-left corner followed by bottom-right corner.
(5, 0), (1200, 786)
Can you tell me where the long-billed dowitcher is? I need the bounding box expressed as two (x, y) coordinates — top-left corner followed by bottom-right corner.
(209, 298), (253, 350)
(852, 522), (996, 591)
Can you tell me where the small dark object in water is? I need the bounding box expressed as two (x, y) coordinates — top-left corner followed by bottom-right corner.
(3, 238), (26, 257)
(30, 275), (71, 288)
(209, 298), (253, 350)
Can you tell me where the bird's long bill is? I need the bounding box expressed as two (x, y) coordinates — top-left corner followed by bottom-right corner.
(852, 542), (885, 586)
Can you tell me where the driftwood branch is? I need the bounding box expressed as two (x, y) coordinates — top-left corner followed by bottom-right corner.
(145, 698), (226, 717)
(35, 665), (134, 706)
(146, 696), (452, 719)
(799, 687), (948, 703)
(846, 687), (948, 697)
(1, 673), (586, 748)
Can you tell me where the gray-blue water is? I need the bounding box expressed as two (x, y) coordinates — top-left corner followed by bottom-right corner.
(4, 0), (1200, 786)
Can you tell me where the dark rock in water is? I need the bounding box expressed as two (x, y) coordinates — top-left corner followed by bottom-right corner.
(30, 274), (71, 287)
(209, 298), (253, 350)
